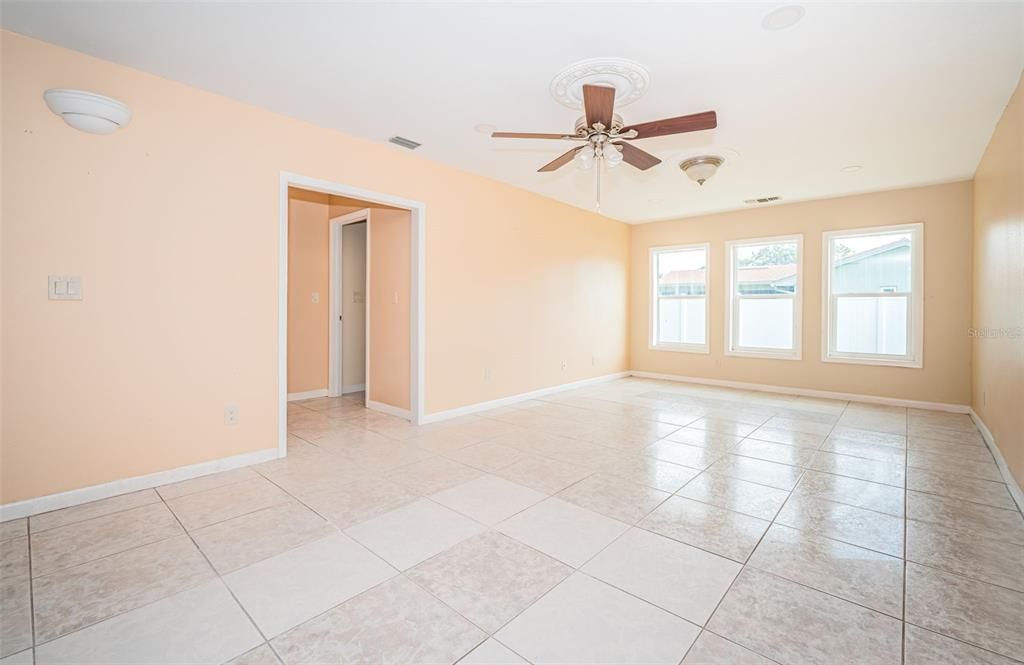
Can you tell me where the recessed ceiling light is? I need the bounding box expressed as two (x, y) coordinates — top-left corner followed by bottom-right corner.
(761, 5), (805, 31)
(840, 165), (863, 173)
(474, 123), (496, 135)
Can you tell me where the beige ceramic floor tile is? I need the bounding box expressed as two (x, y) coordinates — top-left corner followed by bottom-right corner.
(558, 473), (671, 524)
(705, 455), (803, 491)
(191, 501), (336, 573)
(0, 521), (26, 543)
(30, 502), (183, 577)
(907, 468), (1016, 509)
(445, 440), (528, 472)
(748, 524), (904, 617)
(747, 426), (826, 448)
(903, 624), (1020, 665)
(598, 454), (701, 493)
(32, 534), (215, 642)
(807, 451), (905, 487)
(907, 450), (1002, 482)
(165, 478), (291, 531)
(496, 497), (629, 568)
(677, 473), (789, 521)
(907, 520), (1024, 592)
(707, 567), (902, 665)
(820, 437), (906, 463)
(0, 538), (27, 582)
(829, 426), (906, 448)
(407, 530), (570, 632)
(224, 532), (396, 638)
(644, 441), (726, 470)
(0, 576), (31, 658)
(907, 437), (995, 461)
(344, 498), (485, 570)
(0, 649), (33, 665)
(905, 562), (1024, 660)
(775, 494), (905, 557)
(682, 631), (776, 664)
(496, 573), (700, 665)
(156, 468), (261, 501)
(732, 439), (818, 466)
(270, 576), (485, 665)
(793, 470), (905, 517)
(299, 476), (418, 530)
(30, 490), (162, 533)
(430, 475), (546, 526)
(584, 528), (741, 625)
(663, 427), (742, 451)
(687, 418), (758, 438)
(495, 455), (593, 494)
(640, 496), (770, 563)
(907, 491), (1024, 545)
(223, 643), (281, 665)
(458, 639), (529, 664)
(33, 580), (262, 665)
(384, 456), (483, 495)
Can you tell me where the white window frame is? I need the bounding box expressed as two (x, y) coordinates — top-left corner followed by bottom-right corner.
(725, 234), (803, 360)
(822, 222), (923, 368)
(649, 243), (710, 354)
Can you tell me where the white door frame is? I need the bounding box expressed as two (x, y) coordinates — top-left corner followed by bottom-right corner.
(329, 209), (371, 398)
(279, 172), (426, 458)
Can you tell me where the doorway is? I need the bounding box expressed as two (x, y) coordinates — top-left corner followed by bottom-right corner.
(329, 210), (369, 402)
(279, 172), (425, 457)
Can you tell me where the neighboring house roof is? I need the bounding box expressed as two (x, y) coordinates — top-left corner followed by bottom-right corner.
(659, 264), (797, 286)
(834, 237), (910, 267)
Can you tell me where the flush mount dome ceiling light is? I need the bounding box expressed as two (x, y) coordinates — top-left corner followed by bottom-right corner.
(44, 89), (131, 134)
(679, 155), (724, 186)
(761, 5), (806, 31)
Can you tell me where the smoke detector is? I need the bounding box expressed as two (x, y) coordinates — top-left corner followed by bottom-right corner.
(550, 58), (650, 110)
(44, 89), (131, 134)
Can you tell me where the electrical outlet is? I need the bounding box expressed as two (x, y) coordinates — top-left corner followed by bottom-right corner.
(224, 405), (239, 426)
(561, 360), (567, 370)
(483, 368), (492, 381)
(311, 292), (320, 304)
(591, 355), (596, 366)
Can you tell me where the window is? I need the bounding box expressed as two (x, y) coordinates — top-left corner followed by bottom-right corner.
(726, 235), (802, 359)
(823, 223), (923, 367)
(650, 243), (709, 353)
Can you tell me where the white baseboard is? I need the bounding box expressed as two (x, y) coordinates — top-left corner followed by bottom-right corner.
(0, 447), (281, 521)
(367, 400), (411, 420)
(969, 408), (1024, 513)
(287, 388), (328, 402)
(342, 384), (365, 394)
(629, 370), (970, 414)
(420, 371), (632, 424)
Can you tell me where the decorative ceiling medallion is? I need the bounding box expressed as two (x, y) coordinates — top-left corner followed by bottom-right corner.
(550, 58), (650, 110)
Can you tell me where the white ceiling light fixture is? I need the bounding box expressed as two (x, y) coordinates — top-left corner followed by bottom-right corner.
(43, 89), (131, 134)
(473, 123), (496, 135)
(761, 5), (806, 31)
(680, 156), (724, 186)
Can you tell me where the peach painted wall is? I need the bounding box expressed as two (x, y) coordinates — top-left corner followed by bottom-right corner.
(971, 73), (1023, 487)
(630, 182), (974, 406)
(1, 31), (629, 503)
(369, 210), (411, 410)
(287, 188), (330, 394)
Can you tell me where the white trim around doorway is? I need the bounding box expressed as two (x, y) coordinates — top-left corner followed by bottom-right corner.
(279, 172), (426, 459)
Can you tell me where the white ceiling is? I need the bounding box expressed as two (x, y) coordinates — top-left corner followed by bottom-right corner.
(3, 2), (1022, 223)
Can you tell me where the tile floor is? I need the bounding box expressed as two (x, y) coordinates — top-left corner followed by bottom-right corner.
(2, 380), (1023, 664)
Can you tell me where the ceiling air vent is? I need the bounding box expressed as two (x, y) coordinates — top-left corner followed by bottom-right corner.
(744, 196), (781, 204)
(388, 136), (421, 150)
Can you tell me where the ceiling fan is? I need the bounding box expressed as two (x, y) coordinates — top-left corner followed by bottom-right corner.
(492, 84), (717, 208)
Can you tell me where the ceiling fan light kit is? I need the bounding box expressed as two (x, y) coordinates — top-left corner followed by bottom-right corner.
(493, 67), (719, 207)
(680, 155), (725, 186)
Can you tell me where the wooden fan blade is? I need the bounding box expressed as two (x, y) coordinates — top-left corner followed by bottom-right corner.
(623, 111), (717, 139)
(614, 142), (661, 171)
(583, 84), (616, 130)
(492, 132), (571, 139)
(538, 147), (581, 172)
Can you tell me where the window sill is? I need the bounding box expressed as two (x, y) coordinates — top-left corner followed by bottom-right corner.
(650, 343), (710, 355)
(822, 354), (922, 369)
(725, 348), (802, 361)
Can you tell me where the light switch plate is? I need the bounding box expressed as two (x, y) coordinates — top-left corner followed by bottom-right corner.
(49, 275), (82, 300)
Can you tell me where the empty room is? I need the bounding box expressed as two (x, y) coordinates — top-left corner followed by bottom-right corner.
(1, 3), (1022, 664)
